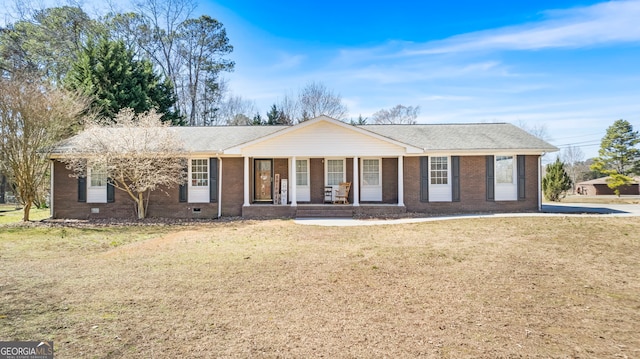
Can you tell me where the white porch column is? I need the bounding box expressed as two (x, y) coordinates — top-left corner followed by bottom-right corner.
(290, 156), (297, 206)
(398, 156), (404, 206)
(243, 156), (250, 206)
(352, 156), (360, 206)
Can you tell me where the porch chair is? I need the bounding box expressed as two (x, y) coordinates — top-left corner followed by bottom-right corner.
(333, 182), (351, 204)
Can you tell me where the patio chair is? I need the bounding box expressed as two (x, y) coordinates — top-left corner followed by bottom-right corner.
(333, 182), (351, 204)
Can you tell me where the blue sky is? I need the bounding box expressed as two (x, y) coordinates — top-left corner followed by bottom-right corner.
(199, 0), (640, 160)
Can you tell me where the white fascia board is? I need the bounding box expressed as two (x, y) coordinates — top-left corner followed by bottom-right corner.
(416, 149), (555, 156)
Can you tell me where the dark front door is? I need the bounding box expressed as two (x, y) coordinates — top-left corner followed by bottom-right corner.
(254, 159), (273, 202)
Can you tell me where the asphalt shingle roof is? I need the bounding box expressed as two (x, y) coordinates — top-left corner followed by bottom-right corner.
(52, 120), (557, 155)
(170, 126), (286, 153)
(361, 123), (556, 152)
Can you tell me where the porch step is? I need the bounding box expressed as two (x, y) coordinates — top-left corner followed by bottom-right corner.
(296, 206), (354, 218)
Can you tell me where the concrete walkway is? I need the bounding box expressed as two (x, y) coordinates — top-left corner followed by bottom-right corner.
(294, 203), (640, 227)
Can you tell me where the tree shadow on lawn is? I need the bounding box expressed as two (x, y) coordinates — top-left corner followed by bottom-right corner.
(542, 204), (628, 214)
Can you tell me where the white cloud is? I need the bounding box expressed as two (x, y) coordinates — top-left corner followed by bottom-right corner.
(421, 95), (474, 102)
(406, 0), (640, 55)
(268, 53), (306, 71)
(338, 60), (506, 84)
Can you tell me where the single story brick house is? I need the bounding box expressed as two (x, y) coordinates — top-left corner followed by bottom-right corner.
(576, 176), (640, 196)
(49, 116), (557, 219)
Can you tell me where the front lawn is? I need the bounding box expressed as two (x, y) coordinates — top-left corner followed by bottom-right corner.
(0, 204), (50, 224)
(1, 217), (638, 358)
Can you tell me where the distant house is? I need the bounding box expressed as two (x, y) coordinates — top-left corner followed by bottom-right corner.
(576, 176), (640, 196)
(49, 116), (557, 219)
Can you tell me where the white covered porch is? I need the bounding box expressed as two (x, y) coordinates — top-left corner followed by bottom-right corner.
(240, 155), (406, 208)
(222, 116), (422, 211)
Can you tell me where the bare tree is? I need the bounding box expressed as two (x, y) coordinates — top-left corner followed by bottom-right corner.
(107, 0), (233, 124)
(371, 104), (420, 124)
(218, 95), (257, 125)
(276, 92), (298, 125)
(131, 0), (196, 84)
(176, 15), (233, 126)
(561, 145), (585, 193)
(0, 72), (87, 221)
(297, 81), (348, 122)
(61, 109), (186, 219)
(516, 120), (550, 141)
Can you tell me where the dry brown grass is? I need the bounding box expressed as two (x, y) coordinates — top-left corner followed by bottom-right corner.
(1, 217), (639, 358)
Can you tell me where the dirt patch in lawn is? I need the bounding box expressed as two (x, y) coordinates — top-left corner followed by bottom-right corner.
(1, 217), (639, 358)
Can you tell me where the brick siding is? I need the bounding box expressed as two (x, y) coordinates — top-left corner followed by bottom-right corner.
(403, 155), (539, 214)
(381, 157), (398, 204)
(53, 154), (541, 219)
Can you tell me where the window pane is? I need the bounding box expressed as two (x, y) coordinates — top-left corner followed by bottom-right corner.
(191, 159), (209, 187)
(296, 160), (308, 186)
(362, 159), (379, 186)
(496, 156), (514, 184)
(327, 160), (344, 186)
(430, 157), (448, 185)
(90, 165), (107, 187)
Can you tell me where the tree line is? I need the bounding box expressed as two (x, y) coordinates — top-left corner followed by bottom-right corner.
(1, 1), (421, 125)
(1, 1), (233, 125)
(0, 0), (423, 220)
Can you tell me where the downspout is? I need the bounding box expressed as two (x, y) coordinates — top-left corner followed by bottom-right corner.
(538, 155), (542, 212)
(218, 156), (223, 219)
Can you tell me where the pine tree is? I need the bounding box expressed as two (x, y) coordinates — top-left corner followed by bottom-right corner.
(350, 114), (367, 125)
(266, 104), (288, 125)
(590, 119), (640, 196)
(251, 113), (264, 126)
(542, 158), (572, 202)
(65, 37), (182, 124)
(591, 119), (640, 175)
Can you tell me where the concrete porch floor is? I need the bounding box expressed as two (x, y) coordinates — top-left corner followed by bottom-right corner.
(242, 203), (407, 218)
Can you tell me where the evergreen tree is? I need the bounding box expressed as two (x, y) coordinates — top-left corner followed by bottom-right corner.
(65, 37), (182, 124)
(590, 119), (640, 196)
(350, 114), (367, 125)
(606, 173), (633, 197)
(542, 158), (572, 202)
(591, 119), (640, 175)
(251, 113), (264, 126)
(266, 104), (288, 125)
(0, 6), (103, 82)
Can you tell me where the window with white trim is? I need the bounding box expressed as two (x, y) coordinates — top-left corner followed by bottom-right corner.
(326, 159), (345, 186)
(494, 155), (517, 201)
(496, 156), (514, 184)
(428, 156), (452, 202)
(430, 156), (448, 185)
(191, 159), (208, 187)
(89, 165), (107, 187)
(87, 164), (107, 203)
